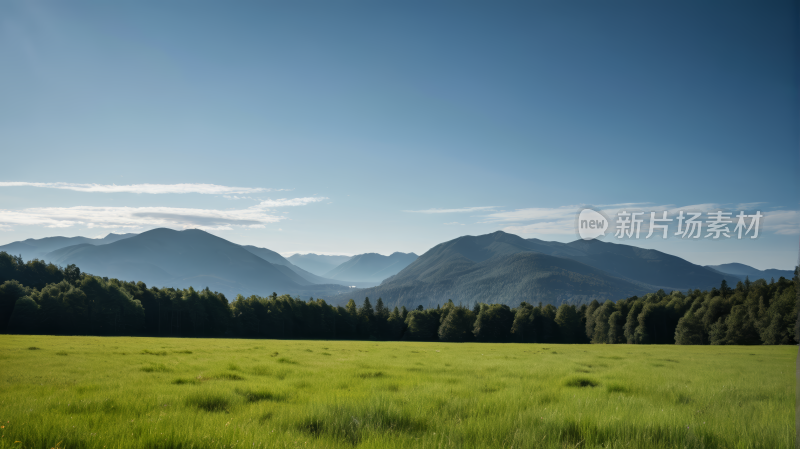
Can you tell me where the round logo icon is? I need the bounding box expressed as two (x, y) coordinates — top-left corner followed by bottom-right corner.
(577, 209), (608, 240)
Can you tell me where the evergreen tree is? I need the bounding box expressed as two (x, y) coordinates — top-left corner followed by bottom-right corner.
(607, 311), (626, 344)
(674, 311), (705, 345)
(0, 280), (29, 333)
(720, 305), (758, 344)
(624, 302), (644, 344)
(591, 300), (615, 343)
(584, 300), (600, 341)
(438, 307), (476, 342)
(474, 304), (514, 342)
(554, 304), (581, 343)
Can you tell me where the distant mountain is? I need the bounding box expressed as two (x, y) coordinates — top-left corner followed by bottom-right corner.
(332, 231), (738, 308)
(527, 238), (737, 292)
(324, 252), (418, 283)
(706, 263), (795, 281)
(45, 228), (352, 299)
(0, 233), (136, 262)
(287, 254), (352, 277)
(335, 252), (649, 309)
(242, 246), (375, 288)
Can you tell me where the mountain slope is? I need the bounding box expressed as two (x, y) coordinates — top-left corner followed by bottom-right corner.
(0, 233), (136, 262)
(333, 231), (737, 308)
(324, 252), (418, 283)
(335, 252), (650, 309)
(242, 245), (331, 283)
(242, 245), (373, 287)
(46, 228), (352, 299)
(555, 239), (734, 291)
(287, 254), (352, 277)
(706, 263), (795, 281)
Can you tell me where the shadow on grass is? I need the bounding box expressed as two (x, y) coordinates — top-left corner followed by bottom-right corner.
(142, 349), (168, 356)
(141, 363), (173, 373)
(185, 393), (231, 412)
(298, 405), (426, 445)
(544, 420), (733, 449)
(563, 376), (599, 388)
(234, 387), (284, 403)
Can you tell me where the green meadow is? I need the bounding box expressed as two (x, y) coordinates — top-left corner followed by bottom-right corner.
(0, 336), (794, 449)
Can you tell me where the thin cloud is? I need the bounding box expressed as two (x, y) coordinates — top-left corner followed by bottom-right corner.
(443, 222), (465, 226)
(0, 182), (285, 195)
(735, 202), (767, 211)
(253, 197), (328, 208)
(490, 203), (795, 237)
(0, 206), (281, 231)
(0, 196), (329, 231)
(761, 210), (800, 235)
(503, 221), (576, 235)
(484, 206), (579, 223)
(404, 206), (498, 214)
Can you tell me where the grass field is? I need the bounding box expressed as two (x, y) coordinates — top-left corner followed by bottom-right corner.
(0, 335), (794, 449)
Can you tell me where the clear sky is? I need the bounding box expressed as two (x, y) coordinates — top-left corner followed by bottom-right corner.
(1, 0), (797, 270)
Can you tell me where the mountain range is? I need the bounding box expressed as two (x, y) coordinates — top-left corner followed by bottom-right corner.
(0, 233), (136, 262)
(323, 252), (418, 283)
(705, 263), (794, 282)
(287, 254), (352, 277)
(240, 246), (373, 288)
(332, 231), (745, 308)
(0, 230), (401, 298)
(42, 228), (355, 299)
(0, 229), (788, 308)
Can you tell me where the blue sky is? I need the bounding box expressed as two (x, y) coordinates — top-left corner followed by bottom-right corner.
(1, 0), (797, 270)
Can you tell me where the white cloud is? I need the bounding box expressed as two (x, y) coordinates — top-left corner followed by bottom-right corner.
(253, 197), (328, 208)
(222, 195), (255, 200)
(484, 206), (579, 223)
(503, 221), (576, 235)
(443, 222), (465, 226)
(735, 202), (767, 211)
(0, 182), (284, 195)
(404, 206), (498, 214)
(484, 203), (797, 238)
(0, 206), (282, 231)
(0, 196), (329, 231)
(761, 210), (800, 235)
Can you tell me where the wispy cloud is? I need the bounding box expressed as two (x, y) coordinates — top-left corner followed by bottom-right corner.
(503, 221), (577, 235)
(735, 202), (767, 211)
(0, 196), (329, 231)
(760, 210), (800, 235)
(483, 206), (580, 223)
(443, 222), (465, 226)
(253, 197), (328, 208)
(0, 182), (285, 195)
(482, 203), (797, 237)
(404, 206), (498, 214)
(0, 206), (280, 231)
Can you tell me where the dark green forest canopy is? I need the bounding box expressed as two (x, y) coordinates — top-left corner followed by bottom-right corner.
(0, 251), (797, 345)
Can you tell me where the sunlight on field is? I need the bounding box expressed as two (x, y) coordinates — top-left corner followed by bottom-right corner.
(0, 336), (794, 449)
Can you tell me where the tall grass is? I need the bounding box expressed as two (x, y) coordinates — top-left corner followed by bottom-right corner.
(0, 335), (793, 448)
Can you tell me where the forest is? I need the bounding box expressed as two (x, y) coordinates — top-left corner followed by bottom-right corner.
(0, 251), (797, 345)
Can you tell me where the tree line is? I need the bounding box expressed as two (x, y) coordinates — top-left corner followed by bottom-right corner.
(1, 251), (797, 345)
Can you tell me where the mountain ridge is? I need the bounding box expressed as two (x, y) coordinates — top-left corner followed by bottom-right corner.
(44, 228), (353, 299)
(0, 233), (137, 261)
(324, 252), (418, 283)
(287, 253), (352, 277)
(333, 231), (739, 308)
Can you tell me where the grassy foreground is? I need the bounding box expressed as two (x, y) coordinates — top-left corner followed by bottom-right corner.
(0, 336), (794, 449)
